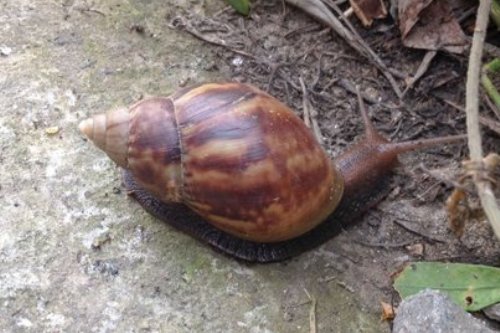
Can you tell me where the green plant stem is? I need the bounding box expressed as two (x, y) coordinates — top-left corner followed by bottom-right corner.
(482, 58), (500, 111)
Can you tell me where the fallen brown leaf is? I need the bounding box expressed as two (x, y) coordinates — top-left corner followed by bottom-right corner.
(349, 0), (387, 27)
(398, 0), (467, 53)
(380, 301), (395, 321)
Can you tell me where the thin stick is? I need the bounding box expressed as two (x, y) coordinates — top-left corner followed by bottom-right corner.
(300, 77), (312, 128)
(355, 240), (415, 248)
(466, 36), (500, 58)
(304, 289), (317, 333)
(465, 0), (500, 239)
(402, 51), (437, 96)
(441, 98), (500, 135)
(393, 219), (447, 243)
(339, 79), (378, 104)
(300, 77), (325, 144)
(170, 17), (258, 60)
(484, 94), (500, 120)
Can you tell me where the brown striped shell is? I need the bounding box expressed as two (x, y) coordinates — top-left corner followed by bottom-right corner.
(79, 83), (344, 242)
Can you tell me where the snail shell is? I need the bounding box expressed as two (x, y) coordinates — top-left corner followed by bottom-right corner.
(80, 83), (344, 243)
(80, 82), (464, 262)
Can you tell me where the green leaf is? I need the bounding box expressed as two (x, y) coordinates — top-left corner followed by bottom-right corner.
(394, 262), (500, 312)
(225, 0), (250, 16)
(491, 0), (500, 30)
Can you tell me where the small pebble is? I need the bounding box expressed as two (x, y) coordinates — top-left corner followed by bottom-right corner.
(91, 232), (111, 250)
(0, 45), (12, 56)
(405, 243), (424, 257)
(231, 56), (243, 67)
(45, 126), (60, 135)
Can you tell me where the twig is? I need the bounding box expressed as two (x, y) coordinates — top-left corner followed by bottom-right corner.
(355, 239), (415, 248)
(304, 289), (317, 333)
(484, 94), (500, 121)
(300, 77), (325, 144)
(416, 163), (469, 191)
(300, 77), (312, 129)
(170, 16), (258, 61)
(74, 5), (106, 16)
(213, 5), (232, 17)
(343, 7), (354, 18)
(466, 37), (500, 58)
(284, 23), (322, 38)
(338, 79), (378, 104)
(414, 181), (442, 202)
(402, 51), (437, 96)
(335, 279), (355, 293)
(388, 68), (408, 80)
(320, 77), (339, 93)
(440, 98), (500, 136)
(321, 277), (355, 293)
(392, 219), (447, 243)
(266, 63), (282, 92)
(457, 5), (478, 23)
(478, 116), (500, 135)
(465, 0), (500, 239)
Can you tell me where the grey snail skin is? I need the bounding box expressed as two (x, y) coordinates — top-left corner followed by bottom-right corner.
(79, 82), (464, 262)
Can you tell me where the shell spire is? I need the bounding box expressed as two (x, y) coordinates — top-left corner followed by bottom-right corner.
(79, 108), (130, 168)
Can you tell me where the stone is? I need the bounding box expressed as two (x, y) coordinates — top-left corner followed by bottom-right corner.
(484, 303), (500, 322)
(393, 290), (495, 333)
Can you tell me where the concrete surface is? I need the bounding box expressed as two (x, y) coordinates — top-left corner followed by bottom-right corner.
(0, 1), (387, 332)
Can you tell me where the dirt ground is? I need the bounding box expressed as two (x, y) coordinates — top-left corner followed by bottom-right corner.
(1, 0), (499, 332)
(174, 0), (500, 273)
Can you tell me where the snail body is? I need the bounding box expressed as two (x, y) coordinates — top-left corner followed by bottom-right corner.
(80, 82), (463, 262)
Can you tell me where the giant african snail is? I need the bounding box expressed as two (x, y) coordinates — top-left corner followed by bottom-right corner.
(79, 82), (464, 262)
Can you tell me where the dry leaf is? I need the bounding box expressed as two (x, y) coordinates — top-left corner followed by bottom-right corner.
(380, 301), (395, 321)
(398, 0), (467, 53)
(446, 188), (468, 237)
(349, 0), (387, 27)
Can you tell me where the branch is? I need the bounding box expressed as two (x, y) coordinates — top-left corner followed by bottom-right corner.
(465, 0), (500, 239)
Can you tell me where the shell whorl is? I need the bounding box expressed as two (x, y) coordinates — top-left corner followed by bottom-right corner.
(79, 98), (184, 203)
(169, 83), (344, 242)
(79, 108), (129, 168)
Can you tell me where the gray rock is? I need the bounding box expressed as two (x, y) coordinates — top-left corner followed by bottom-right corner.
(393, 290), (496, 333)
(484, 303), (500, 322)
